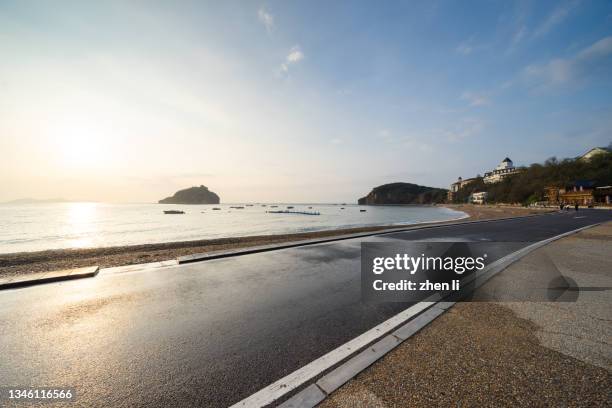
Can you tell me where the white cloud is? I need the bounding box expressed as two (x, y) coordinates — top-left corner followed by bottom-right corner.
(455, 41), (473, 55)
(512, 25), (528, 46)
(533, 0), (580, 38)
(577, 36), (612, 59)
(524, 59), (572, 83)
(461, 91), (490, 107)
(280, 45), (304, 73)
(373, 129), (432, 152)
(522, 36), (612, 88)
(286, 46), (304, 62)
(514, 26), (528, 44)
(442, 118), (485, 142)
(258, 7), (274, 33)
(400, 136), (433, 152)
(376, 129), (393, 142)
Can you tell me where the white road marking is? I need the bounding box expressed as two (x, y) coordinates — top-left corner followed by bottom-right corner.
(228, 301), (434, 407)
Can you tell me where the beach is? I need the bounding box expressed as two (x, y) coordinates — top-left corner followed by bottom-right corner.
(0, 204), (551, 279)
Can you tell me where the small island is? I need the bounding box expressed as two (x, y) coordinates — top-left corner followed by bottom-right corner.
(358, 182), (447, 205)
(159, 185), (220, 205)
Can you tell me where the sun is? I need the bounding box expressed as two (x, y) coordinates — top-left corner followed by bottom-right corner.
(49, 119), (108, 169)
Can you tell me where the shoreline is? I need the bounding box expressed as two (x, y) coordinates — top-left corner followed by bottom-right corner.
(0, 204), (551, 278)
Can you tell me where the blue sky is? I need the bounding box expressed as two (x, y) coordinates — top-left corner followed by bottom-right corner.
(0, 0), (611, 202)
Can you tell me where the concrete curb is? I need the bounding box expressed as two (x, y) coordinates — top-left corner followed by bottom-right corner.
(241, 221), (602, 408)
(178, 212), (552, 265)
(100, 260), (178, 275)
(0, 266), (100, 290)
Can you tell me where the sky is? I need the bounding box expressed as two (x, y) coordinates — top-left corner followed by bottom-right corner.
(1, 0), (611, 203)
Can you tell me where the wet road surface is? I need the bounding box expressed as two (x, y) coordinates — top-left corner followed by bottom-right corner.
(0, 210), (610, 407)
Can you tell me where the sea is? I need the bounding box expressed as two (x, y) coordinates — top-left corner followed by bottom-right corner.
(0, 202), (467, 254)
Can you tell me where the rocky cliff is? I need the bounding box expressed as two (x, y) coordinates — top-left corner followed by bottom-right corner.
(358, 182), (447, 205)
(159, 185), (220, 204)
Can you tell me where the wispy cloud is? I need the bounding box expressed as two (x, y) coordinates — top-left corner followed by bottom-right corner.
(455, 40), (474, 55)
(400, 136), (433, 152)
(442, 118), (486, 142)
(512, 25), (528, 46)
(577, 36), (612, 59)
(376, 129), (433, 152)
(533, 0), (580, 38)
(522, 36), (612, 89)
(376, 129), (393, 142)
(504, 24), (529, 55)
(461, 91), (490, 107)
(280, 45), (304, 73)
(286, 46), (304, 62)
(258, 7), (274, 33)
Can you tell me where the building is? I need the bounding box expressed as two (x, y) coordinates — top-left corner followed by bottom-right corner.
(559, 181), (595, 206)
(594, 186), (612, 205)
(544, 186), (560, 204)
(579, 147), (611, 162)
(470, 191), (487, 205)
(545, 181), (612, 207)
(447, 176), (476, 201)
(483, 157), (521, 184)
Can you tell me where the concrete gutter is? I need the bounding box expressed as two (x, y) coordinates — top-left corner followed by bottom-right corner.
(0, 266), (100, 290)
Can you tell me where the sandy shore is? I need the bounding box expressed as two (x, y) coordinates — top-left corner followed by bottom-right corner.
(0, 204), (551, 278)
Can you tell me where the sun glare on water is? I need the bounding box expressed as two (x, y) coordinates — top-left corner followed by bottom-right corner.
(66, 202), (99, 248)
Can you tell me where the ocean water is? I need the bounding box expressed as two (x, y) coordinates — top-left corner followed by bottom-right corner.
(0, 202), (467, 254)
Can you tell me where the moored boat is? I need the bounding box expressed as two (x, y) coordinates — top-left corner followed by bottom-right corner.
(164, 210), (185, 214)
(267, 210), (320, 216)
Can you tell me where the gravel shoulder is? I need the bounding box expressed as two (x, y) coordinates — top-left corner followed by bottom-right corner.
(320, 221), (612, 407)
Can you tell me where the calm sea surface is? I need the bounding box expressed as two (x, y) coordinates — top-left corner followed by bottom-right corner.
(0, 203), (467, 254)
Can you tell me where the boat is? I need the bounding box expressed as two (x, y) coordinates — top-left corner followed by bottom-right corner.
(270, 205), (278, 208)
(340, 207), (345, 210)
(164, 210), (185, 214)
(212, 207), (221, 210)
(246, 204), (253, 207)
(267, 210), (320, 216)
(287, 206), (294, 209)
(360, 209), (366, 212)
(230, 206), (245, 209)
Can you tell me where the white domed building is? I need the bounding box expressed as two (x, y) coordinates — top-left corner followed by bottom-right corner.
(483, 157), (521, 184)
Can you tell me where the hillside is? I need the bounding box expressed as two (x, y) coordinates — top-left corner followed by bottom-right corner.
(451, 151), (612, 204)
(159, 185), (220, 205)
(358, 182), (447, 205)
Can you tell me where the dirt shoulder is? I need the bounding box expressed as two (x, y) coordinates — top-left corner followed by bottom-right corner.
(0, 204), (549, 279)
(320, 221), (612, 407)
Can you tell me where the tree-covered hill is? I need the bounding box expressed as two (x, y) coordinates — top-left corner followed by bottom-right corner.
(452, 150), (612, 205)
(358, 182), (448, 205)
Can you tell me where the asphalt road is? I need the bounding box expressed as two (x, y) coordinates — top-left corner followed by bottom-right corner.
(0, 210), (610, 407)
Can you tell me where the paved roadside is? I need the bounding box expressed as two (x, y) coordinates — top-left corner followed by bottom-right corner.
(319, 221), (612, 407)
